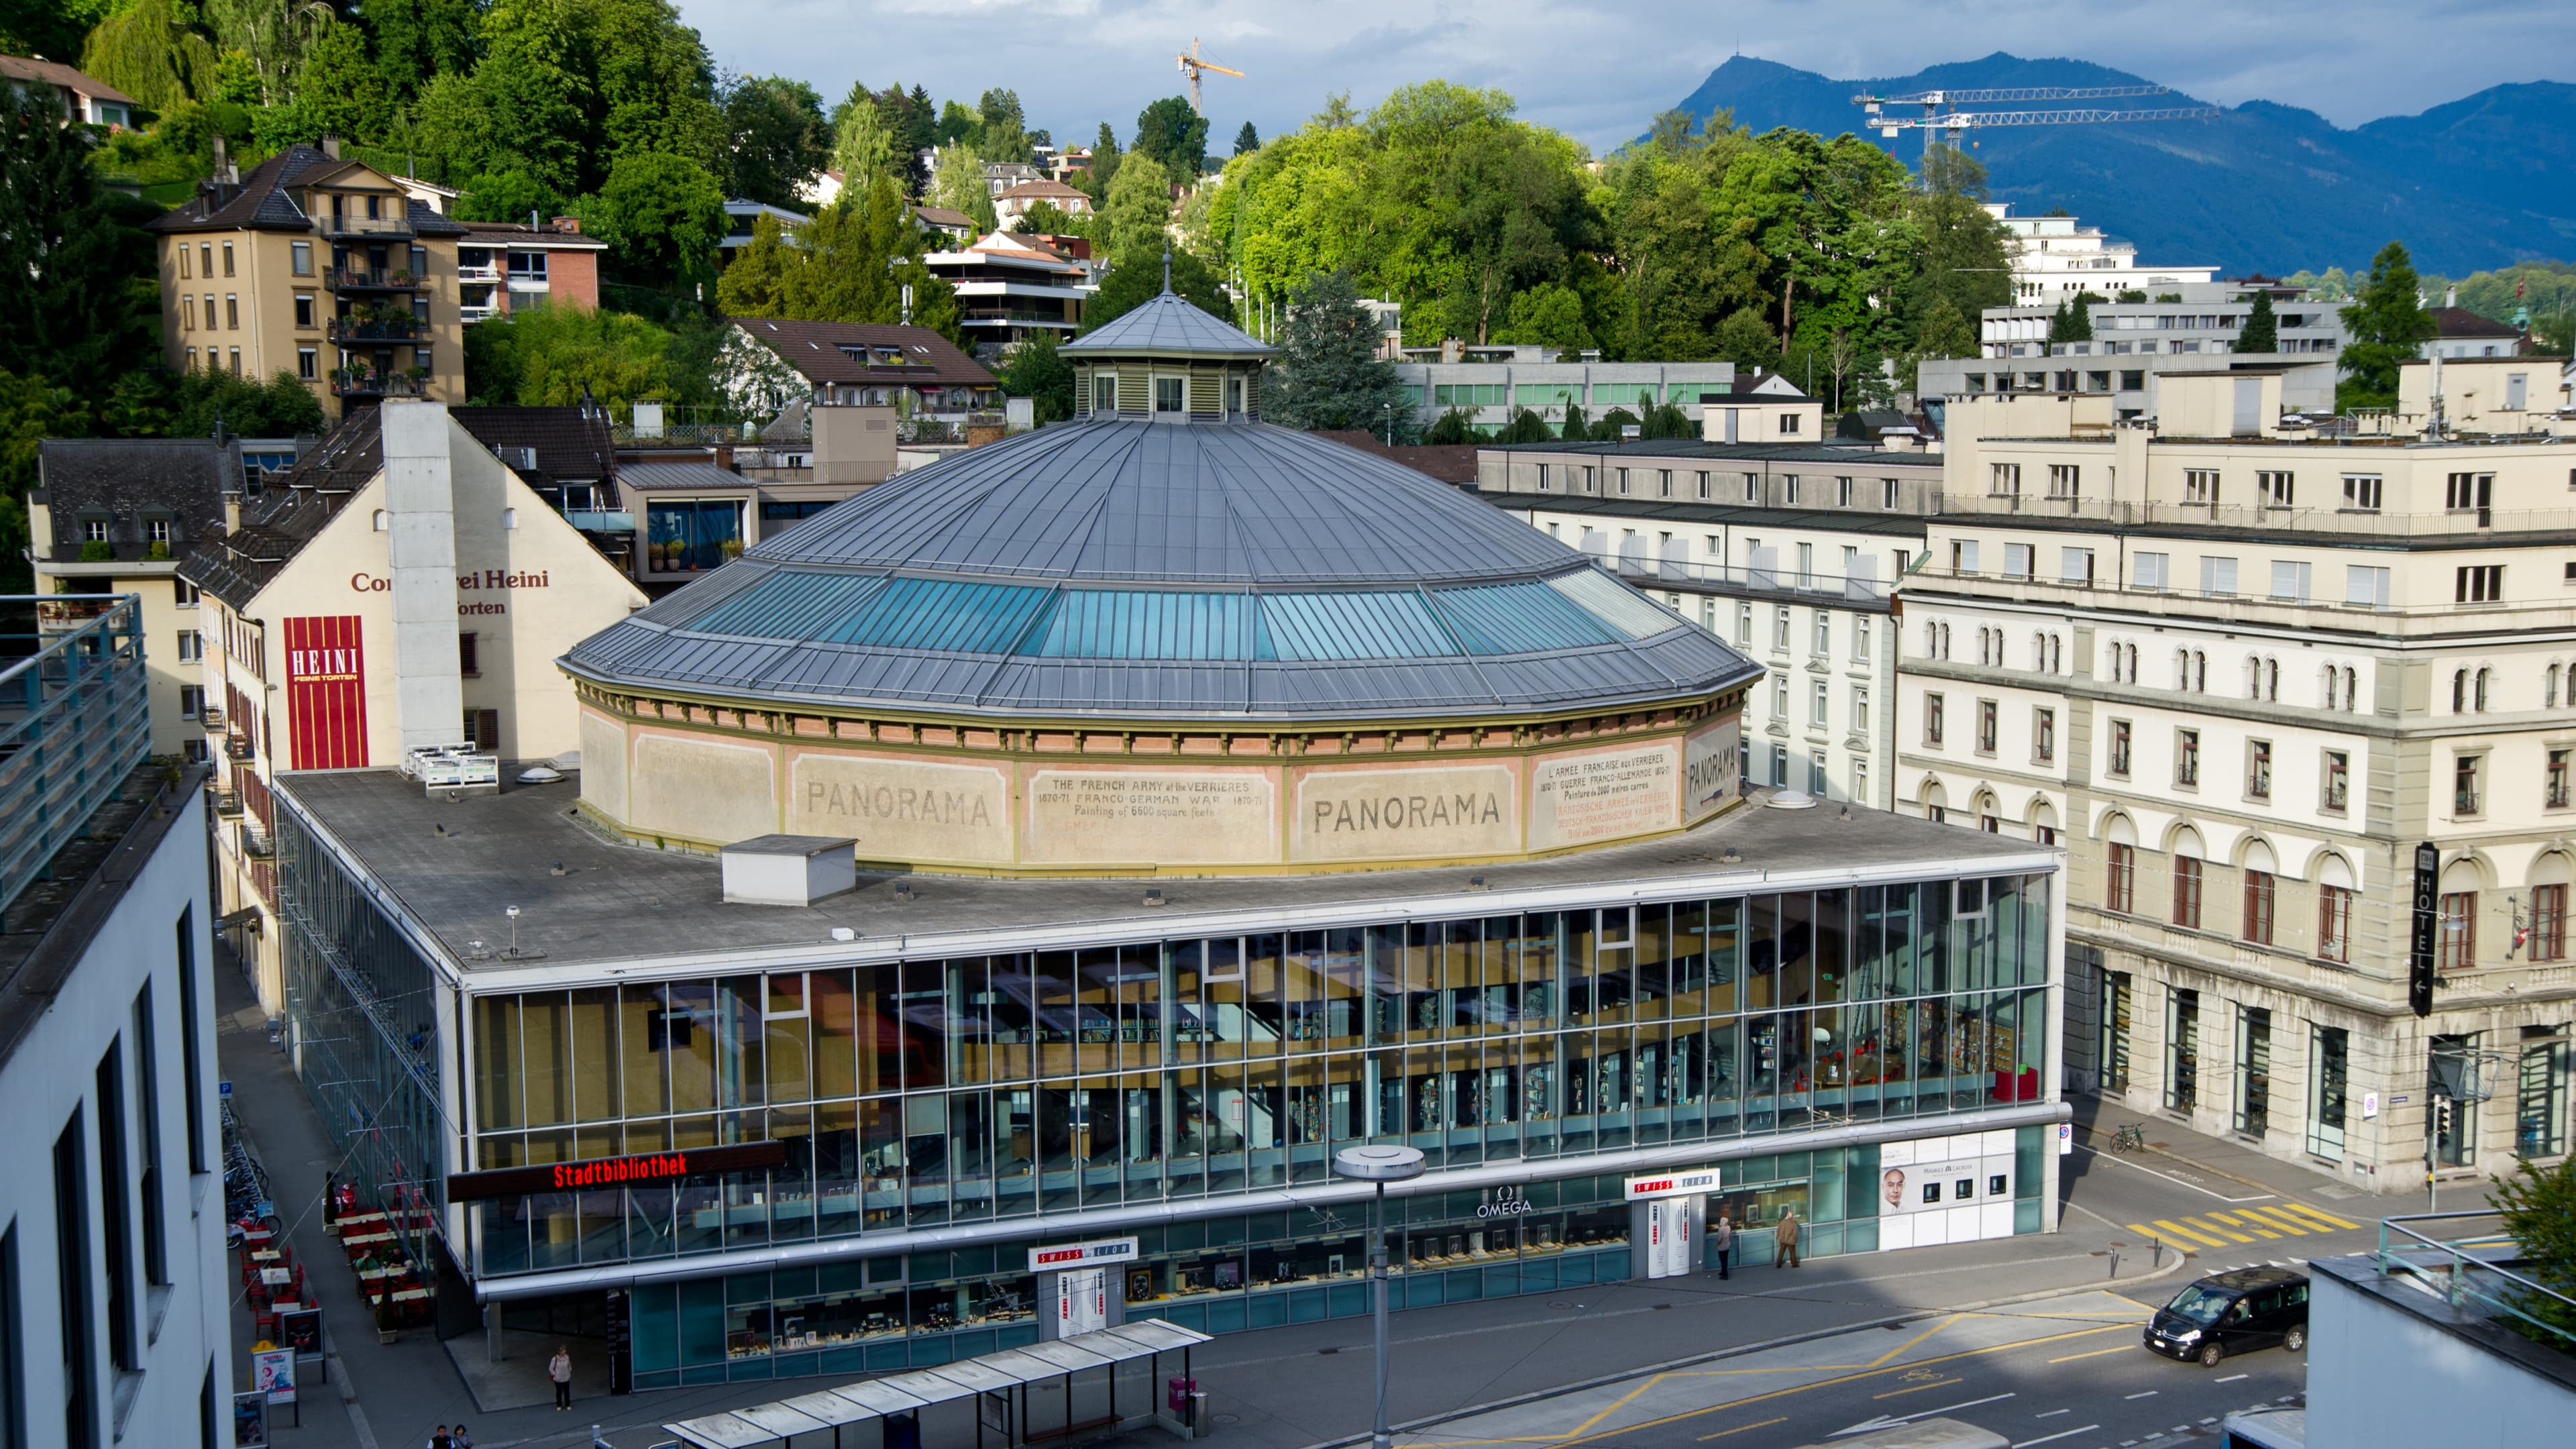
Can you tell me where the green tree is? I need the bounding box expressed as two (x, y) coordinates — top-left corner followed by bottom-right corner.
(365, 0), (482, 107)
(831, 90), (899, 199)
(1559, 401), (1589, 440)
(1010, 200), (1083, 237)
(1497, 407), (1553, 443)
(1079, 243), (1226, 336)
(1711, 305), (1779, 370)
(585, 150), (728, 291)
(1081, 121), (1121, 205)
(2236, 290), (2280, 353)
(934, 99), (982, 150)
(1906, 143), (2012, 353)
(2045, 300), (2072, 342)
(977, 89), (1028, 164)
(3, 0), (117, 61)
(992, 331), (1073, 423)
(1260, 270), (1411, 433)
(1424, 408), (1471, 445)
(280, 19), (394, 145)
(722, 74), (829, 209)
(2339, 240), (2437, 411)
(78, 0), (221, 113)
(714, 210), (793, 316)
(156, 367), (327, 437)
(2491, 1157), (2576, 1347)
(415, 0), (723, 199)
(1639, 399), (1693, 440)
(1233, 121), (1260, 158)
(1491, 282), (1596, 352)
(464, 301), (690, 414)
(928, 140), (995, 231)
(1132, 95), (1206, 179)
(458, 166), (571, 226)
(1913, 297), (1976, 360)
(0, 91), (160, 405)
(1099, 151), (1173, 268)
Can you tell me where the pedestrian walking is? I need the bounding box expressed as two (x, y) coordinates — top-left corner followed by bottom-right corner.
(427, 1428), (452, 1449)
(1773, 1209), (1801, 1269)
(549, 1346), (574, 1410)
(450, 1428), (474, 1449)
(1711, 1212), (1734, 1280)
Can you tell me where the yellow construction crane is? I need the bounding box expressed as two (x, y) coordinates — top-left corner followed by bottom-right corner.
(1177, 38), (1242, 117)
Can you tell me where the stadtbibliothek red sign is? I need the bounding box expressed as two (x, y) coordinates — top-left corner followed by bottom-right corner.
(445, 1142), (788, 1202)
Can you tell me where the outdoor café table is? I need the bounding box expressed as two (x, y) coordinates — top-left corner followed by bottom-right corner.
(260, 1267), (292, 1287)
(249, 1248), (282, 1263)
(341, 1231), (394, 1250)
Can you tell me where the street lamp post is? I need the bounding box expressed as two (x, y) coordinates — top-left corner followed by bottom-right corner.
(1334, 1144), (1426, 1449)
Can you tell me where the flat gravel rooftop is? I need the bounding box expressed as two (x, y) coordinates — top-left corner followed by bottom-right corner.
(278, 771), (2052, 976)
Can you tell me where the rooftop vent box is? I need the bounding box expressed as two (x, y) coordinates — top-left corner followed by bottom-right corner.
(720, 835), (857, 907)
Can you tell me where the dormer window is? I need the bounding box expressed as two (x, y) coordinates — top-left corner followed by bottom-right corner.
(1155, 378), (1185, 414)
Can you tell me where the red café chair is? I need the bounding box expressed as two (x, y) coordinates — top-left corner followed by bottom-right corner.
(254, 1307), (278, 1338)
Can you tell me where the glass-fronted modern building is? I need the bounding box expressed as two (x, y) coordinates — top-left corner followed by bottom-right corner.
(266, 293), (2065, 1393)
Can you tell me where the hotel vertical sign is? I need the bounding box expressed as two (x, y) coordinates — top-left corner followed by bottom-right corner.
(285, 616), (370, 770)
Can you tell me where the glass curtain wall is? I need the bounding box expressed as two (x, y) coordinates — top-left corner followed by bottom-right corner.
(460, 877), (2053, 1277)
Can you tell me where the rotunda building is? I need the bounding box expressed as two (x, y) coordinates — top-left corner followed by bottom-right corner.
(564, 293), (1762, 875)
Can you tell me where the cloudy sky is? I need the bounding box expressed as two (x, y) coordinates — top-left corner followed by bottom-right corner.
(677, 0), (2569, 153)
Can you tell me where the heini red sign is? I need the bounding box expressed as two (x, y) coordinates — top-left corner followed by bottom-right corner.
(1625, 1168), (1721, 1201)
(1027, 1236), (1140, 1272)
(284, 615), (370, 769)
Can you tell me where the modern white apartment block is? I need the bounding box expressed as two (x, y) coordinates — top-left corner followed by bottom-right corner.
(0, 600), (230, 1449)
(1899, 377), (2576, 1190)
(1986, 203), (2218, 303)
(1477, 439), (1945, 810)
(1395, 347), (1737, 437)
(1913, 281), (2352, 418)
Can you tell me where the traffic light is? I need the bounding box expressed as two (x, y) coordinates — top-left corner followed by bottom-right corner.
(2435, 1096), (2455, 1146)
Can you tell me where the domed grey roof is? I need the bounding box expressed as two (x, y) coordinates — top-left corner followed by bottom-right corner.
(1060, 291), (1273, 359)
(563, 421), (1759, 722)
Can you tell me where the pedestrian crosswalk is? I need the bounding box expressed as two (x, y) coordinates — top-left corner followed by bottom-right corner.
(2124, 1200), (2362, 1251)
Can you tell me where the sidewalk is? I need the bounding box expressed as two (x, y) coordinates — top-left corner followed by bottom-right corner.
(2062, 1092), (2434, 1216)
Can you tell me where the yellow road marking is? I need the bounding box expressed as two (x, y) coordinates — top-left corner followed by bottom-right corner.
(2185, 1216), (2258, 1244)
(2145, 1218), (2231, 1249)
(2282, 1201), (2363, 1231)
(2047, 1345), (2135, 1364)
(1694, 1418), (1788, 1442)
(2206, 1212), (2282, 1240)
(2237, 1206), (2313, 1236)
(1864, 1316), (1960, 1368)
(1873, 1377), (1964, 1398)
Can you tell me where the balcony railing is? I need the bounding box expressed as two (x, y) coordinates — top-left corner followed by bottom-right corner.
(199, 704), (224, 731)
(1937, 493), (2576, 537)
(223, 734), (254, 762)
(213, 790), (243, 818)
(318, 214), (415, 240)
(330, 372), (430, 400)
(1596, 552), (1894, 604)
(35, 596), (121, 633)
(324, 267), (426, 292)
(0, 595), (151, 914)
(326, 317), (426, 343)
(564, 510), (635, 532)
(2376, 1212), (2571, 1352)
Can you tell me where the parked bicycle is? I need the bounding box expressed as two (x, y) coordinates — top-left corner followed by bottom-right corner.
(2109, 1122), (2149, 1154)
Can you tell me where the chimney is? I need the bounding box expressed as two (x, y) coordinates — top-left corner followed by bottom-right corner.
(549, 215), (582, 235)
(211, 135), (227, 179)
(321, 133), (340, 161)
(221, 486), (241, 533)
(377, 401), (466, 754)
(2445, 284), (2458, 309)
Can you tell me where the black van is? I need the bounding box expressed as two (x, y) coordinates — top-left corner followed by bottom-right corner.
(2144, 1267), (2310, 1366)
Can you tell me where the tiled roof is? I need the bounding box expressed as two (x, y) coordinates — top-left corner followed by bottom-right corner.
(452, 407), (616, 483)
(0, 54), (135, 103)
(728, 318), (997, 388)
(179, 410), (383, 609)
(34, 438), (235, 562)
(997, 178), (1089, 201)
(2428, 307), (2521, 339)
(916, 207), (977, 230)
(1316, 431), (1480, 485)
(1061, 290), (1271, 359)
(145, 145), (470, 236)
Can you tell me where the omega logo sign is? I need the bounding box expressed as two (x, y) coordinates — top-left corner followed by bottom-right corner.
(1477, 1186), (1532, 1219)
(350, 569), (551, 618)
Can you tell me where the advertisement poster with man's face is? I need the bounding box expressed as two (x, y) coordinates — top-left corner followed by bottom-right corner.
(1877, 1140), (2012, 1215)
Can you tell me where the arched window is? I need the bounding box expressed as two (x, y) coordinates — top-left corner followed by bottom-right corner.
(2105, 814), (2139, 913)
(2324, 662), (2342, 710)
(2265, 657), (2279, 702)
(2177, 647), (2192, 690)
(2342, 665), (2357, 712)
(2475, 667), (2491, 712)
(2193, 651), (2207, 692)
(2318, 853), (2356, 963)
(2125, 642), (2138, 682)
(2454, 668), (2469, 712)
(2171, 826), (2206, 928)
(2437, 859), (2481, 971)
(2031, 800), (2060, 847)
(1923, 780), (1949, 824)
(2241, 840), (2278, 945)
(2532, 853), (2572, 962)
(2551, 663), (2563, 711)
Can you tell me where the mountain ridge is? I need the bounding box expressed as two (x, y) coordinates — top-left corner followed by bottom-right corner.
(1660, 52), (2575, 276)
